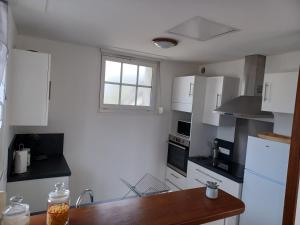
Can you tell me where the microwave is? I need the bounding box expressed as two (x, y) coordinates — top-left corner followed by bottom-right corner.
(177, 120), (191, 137)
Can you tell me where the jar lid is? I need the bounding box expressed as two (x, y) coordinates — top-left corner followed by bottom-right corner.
(49, 182), (70, 203)
(206, 181), (218, 189)
(2, 196), (29, 217)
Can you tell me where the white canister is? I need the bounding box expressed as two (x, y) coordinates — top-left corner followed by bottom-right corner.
(14, 151), (28, 174)
(206, 181), (219, 199)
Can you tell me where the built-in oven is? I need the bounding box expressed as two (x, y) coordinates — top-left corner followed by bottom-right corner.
(167, 134), (190, 177)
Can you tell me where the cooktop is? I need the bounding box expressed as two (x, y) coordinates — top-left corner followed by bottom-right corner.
(189, 156), (244, 183)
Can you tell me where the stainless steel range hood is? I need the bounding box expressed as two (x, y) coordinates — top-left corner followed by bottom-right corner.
(215, 55), (273, 118)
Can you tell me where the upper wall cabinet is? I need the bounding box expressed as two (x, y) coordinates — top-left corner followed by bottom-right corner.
(262, 72), (298, 114)
(202, 76), (239, 126)
(10, 49), (51, 126)
(172, 75), (195, 113)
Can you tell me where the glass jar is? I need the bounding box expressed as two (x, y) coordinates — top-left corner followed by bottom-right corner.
(1, 196), (30, 225)
(47, 182), (70, 225)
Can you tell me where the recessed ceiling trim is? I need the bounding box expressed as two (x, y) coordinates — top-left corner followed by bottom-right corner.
(168, 16), (239, 41)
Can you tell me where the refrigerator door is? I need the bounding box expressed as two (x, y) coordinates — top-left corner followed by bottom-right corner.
(240, 170), (286, 225)
(245, 136), (289, 184)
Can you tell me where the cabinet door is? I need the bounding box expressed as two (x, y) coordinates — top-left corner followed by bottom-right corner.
(172, 76), (195, 112)
(202, 220), (225, 225)
(6, 177), (69, 213)
(262, 72), (298, 114)
(10, 49), (51, 126)
(202, 77), (224, 126)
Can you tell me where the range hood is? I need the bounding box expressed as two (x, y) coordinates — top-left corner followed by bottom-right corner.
(215, 55), (273, 118)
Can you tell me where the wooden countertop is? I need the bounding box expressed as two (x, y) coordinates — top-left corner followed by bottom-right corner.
(30, 188), (245, 225)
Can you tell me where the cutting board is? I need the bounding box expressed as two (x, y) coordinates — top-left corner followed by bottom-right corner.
(257, 132), (291, 144)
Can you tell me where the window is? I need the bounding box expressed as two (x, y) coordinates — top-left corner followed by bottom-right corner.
(100, 55), (157, 111)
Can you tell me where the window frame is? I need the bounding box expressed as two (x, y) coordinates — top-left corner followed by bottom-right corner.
(99, 54), (158, 112)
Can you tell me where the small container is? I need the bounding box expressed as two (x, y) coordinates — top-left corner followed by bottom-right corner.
(206, 181), (219, 199)
(47, 183), (70, 225)
(1, 196), (30, 225)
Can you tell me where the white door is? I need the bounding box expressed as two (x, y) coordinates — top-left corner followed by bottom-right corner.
(262, 72), (298, 114)
(10, 49), (51, 126)
(172, 76), (195, 112)
(240, 170), (285, 225)
(202, 77), (224, 126)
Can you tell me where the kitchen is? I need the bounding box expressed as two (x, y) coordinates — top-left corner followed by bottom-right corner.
(0, 0), (300, 225)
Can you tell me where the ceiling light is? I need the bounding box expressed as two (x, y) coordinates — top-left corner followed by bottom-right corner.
(152, 38), (178, 49)
(168, 16), (239, 41)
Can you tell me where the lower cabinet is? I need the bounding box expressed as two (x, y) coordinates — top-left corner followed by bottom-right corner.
(202, 220), (225, 225)
(6, 176), (69, 213)
(165, 167), (187, 190)
(187, 161), (243, 225)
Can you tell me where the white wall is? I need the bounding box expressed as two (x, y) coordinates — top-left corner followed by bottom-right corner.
(0, 6), (17, 190)
(12, 34), (199, 203)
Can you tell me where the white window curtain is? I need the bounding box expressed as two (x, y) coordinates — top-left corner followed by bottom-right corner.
(0, 0), (8, 186)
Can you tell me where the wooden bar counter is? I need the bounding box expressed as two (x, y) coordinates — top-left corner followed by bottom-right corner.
(30, 188), (245, 225)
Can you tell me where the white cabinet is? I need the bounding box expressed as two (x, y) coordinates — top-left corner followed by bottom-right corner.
(165, 167), (187, 190)
(187, 161), (242, 225)
(262, 72), (298, 114)
(10, 49), (51, 126)
(202, 76), (239, 126)
(202, 220), (224, 225)
(6, 176), (69, 213)
(172, 76), (195, 112)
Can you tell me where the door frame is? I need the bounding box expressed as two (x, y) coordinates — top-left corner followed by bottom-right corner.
(282, 68), (300, 225)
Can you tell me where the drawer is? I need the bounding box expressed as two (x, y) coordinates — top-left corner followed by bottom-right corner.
(165, 180), (180, 192)
(166, 167), (187, 190)
(188, 161), (242, 198)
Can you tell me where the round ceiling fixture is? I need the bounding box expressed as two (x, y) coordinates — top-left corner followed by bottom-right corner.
(152, 38), (178, 49)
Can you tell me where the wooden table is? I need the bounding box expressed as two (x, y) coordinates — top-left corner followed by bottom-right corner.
(30, 188), (245, 225)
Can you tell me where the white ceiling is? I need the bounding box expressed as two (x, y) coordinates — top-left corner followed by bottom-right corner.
(9, 0), (300, 63)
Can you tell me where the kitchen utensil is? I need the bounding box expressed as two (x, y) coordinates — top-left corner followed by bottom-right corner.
(206, 181), (219, 199)
(211, 139), (219, 161)
(1, 196), (30, 225)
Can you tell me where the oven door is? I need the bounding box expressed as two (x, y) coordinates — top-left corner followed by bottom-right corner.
(167, 141), (189, 176)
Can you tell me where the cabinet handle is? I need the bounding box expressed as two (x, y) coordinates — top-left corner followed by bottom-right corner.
(263, 83), (268, 101)
(166, 178), (182, 190)
(216, 94), (220, 108)
(168, 142), (187, 150)
(48, 81), (52, 100)
(194, 178), (206, 186)
(171, 173), (179, 179)
(188, 83), (193, 96)
(195, 168), (222, 183)
(264, 83), (271, 102)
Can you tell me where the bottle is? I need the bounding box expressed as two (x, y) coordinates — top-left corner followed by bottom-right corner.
(47, 182), (70, 225)
(1, 196), (30, 225)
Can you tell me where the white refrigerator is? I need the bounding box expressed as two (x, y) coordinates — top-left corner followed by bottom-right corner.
(240, 136), (290, 225)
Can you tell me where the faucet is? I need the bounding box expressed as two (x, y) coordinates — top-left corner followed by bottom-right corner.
(75, 189), (94, 208)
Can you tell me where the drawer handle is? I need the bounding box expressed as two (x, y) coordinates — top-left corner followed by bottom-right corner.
(195, 169), (222, 183)
(166, 178), (182, 190)
(195, 178), (206, 186)
(171, 173), (179, 179)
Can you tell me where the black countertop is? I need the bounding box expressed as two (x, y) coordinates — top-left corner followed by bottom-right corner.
(7, 156), (71, 182)
(189, 157), (244, 183)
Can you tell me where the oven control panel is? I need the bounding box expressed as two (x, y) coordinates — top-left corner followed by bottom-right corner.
(169, 134), (190, 147)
